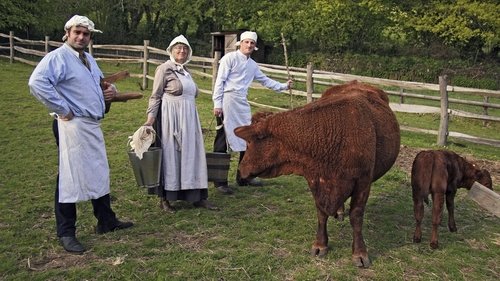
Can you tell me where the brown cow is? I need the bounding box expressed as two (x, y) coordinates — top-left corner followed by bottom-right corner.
(411, 150), (492, 249)
(234, 81), (400, 268)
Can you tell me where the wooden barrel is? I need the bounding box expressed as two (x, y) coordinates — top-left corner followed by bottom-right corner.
(206, 152), (231, 182)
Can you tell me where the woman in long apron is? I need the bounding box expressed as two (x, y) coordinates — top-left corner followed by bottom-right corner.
(143, 35), (217, 212)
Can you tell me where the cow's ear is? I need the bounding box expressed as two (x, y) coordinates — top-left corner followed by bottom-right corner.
(234, 125), (255, 141)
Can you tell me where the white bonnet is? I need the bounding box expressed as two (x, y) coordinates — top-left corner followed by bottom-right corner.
(166, 35), (193, 64)
(62, 15), (102, 41)
(235, 31), (259, 51)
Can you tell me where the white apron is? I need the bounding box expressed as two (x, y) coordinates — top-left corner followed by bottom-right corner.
(160, 86), (208, 191)
(223, 93), (251, 152)
(57, 117), (110, 203)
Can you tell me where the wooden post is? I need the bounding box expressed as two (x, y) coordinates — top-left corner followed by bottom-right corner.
(281, 33), (293, 109)
(306, 62), (314, 103)
(142, 40), (150, 90)
(437, 75), (449, 146)
(9, 31), (14, 64)
(399, 88), (404, 104)
(212, 51), (221, 92)
(88, 40), (94, 56)
(44, 36), (50, 54)
(482, 96), (489, 115)
(482, 96), (489, 126)
(468, 182), (500, 218)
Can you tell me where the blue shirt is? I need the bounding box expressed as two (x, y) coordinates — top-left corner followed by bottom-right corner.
(28, 43), (106, 120)
(212, 50), (288, 108)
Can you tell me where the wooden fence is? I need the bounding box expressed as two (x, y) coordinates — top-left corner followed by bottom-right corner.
(1, 31), (499, 146)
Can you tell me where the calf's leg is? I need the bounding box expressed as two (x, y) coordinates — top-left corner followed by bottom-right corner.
(445, 190), (457, 232)
(430, 192), (445, 249)
(412, 196), (425, 243)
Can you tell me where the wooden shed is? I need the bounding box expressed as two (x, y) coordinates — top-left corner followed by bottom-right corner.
(210, 31), (238, 58)
(210, 30), (266, 62)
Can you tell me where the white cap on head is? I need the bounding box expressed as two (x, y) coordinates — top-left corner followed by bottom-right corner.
(235, 31), (259, 50)
(166, 35), (193, 64)
(62, 15), (102, 41)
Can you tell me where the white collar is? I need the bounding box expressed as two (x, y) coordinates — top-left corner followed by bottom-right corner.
(64, 43), (82, 58)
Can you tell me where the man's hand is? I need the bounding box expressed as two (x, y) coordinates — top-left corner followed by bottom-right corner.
(59, 111), (74, 121)
(102, 81), (118, 102)
(213, 108), (223, 117)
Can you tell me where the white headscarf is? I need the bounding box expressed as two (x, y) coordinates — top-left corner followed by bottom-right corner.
(166, 35), (193, 65)
(235, 31), (259, 51)
(62, 15), (102, 41)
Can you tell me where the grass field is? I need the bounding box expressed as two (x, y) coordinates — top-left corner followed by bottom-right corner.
(0, 58), (498, 280)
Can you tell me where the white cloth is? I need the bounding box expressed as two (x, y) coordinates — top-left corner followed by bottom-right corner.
(159, 70), (208, 191)
(129, 126), (156, 159)
(235, 31), (259, 50)
(166, 34), (192, 64)
(223, 94), (252, 152)
(57, 117), (110, 203)
(62, 15), (102, 41)
(64, 15), (102, 33)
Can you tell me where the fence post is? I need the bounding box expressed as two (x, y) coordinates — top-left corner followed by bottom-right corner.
(88, 40), (93, 56)
(437, 75), (449, 146)
(399, 88), (404, 104)
(44, 36), (50, 53)
(212, 51), (221, 92)
(142, 40), (150, 90)
(306, 62), (314, 103)
(9, 31), (14, 64)
(482, 96), (490, 126)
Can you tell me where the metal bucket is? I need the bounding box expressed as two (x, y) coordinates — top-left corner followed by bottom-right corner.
(206, 152), (231, 182)
(128, 147), (162, 188)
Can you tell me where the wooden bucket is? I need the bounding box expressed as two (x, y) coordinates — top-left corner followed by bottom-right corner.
(206, 152), (231, 182)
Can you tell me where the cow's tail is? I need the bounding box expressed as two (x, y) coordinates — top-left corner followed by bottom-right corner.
(411, 151), (434, 206)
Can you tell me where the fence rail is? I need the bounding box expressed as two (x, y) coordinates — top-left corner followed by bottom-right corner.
(1, 31), (499, 145)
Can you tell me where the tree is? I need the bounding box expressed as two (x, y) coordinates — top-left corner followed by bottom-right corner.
(387, 0), (500, 60)
(0, 0), (37, 35)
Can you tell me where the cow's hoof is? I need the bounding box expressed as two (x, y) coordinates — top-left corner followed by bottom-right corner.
(352, 254), (371, 268)
(413, 236), (421, 243)
(430, 242), (439, 249)
(310, 246), (328, 257)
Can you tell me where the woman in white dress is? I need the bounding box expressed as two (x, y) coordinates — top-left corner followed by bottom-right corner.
(143, 35), (217, 212)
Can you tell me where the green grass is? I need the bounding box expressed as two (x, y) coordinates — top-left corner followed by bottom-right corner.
(0, 59), (499, 280)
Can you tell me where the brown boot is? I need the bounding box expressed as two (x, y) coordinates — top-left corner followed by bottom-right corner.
(160, 198), (175, 213)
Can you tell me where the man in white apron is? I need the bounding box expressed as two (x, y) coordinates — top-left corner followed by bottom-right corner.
(212, 31), (293, 194)
(28, 15), (133, 254)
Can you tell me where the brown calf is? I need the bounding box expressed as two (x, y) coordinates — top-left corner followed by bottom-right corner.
(411, 150), (492, 249)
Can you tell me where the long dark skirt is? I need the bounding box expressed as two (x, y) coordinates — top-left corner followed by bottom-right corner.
(148, 186), (208, 202)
